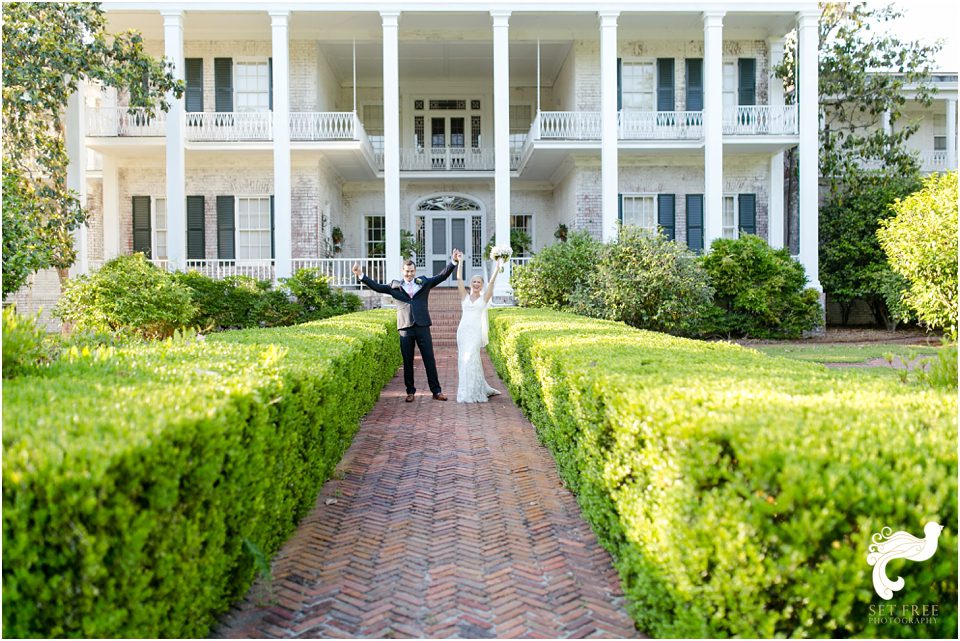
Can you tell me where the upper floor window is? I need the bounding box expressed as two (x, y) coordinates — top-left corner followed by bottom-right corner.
(722, 195), (738, 239)
(722, 62), (738, 111)
(621, 61), (655, 111)
(235, 62), (270, 112)
(622, 194), (657, 231)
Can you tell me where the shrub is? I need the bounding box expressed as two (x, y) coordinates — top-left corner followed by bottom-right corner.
(2, 306), (52, 377)
(699, 234), (822, 338)
(486, 307), (957, 638)
(55, 254), (196, 339)
(511, 230), (602, 309)
(172, 272), (258, 331)
(571, 226), (713, 336)
(920, 342), (959, 390)
(280, 268), (362, 322)
(878, 171), (958, 339)
(2, 310), (400, 638)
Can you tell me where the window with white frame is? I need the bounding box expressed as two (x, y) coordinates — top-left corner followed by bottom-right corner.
(621, 61), (656, 111)
(234, 62), (270, 112)
(153, 197), (168, 260)
(934, 115), (947, 151)
(237, 196), (272, 260)
(510, 214), (534, 257)
(365, 215), (386, 258)
(722, 62), (737, 111)
(622, 195), (657, 231)
(722, 195), (738, 239)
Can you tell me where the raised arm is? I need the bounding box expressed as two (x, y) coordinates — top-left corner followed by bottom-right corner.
(456, 253), (466, 298)
(484, 258), (502, 303)
(352, 262), (392, 294)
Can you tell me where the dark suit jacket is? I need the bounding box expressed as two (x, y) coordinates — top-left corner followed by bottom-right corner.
(360, 262), (455, 329)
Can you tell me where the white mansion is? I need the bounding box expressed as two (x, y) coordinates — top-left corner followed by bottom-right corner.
(10, 1), (960, 320)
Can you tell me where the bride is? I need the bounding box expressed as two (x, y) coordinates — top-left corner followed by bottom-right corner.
(454, 251), (503, 403)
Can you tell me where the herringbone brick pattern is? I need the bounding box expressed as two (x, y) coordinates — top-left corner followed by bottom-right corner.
(214, 289), (638, 639)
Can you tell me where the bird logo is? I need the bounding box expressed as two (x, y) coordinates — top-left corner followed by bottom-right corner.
(866, 522), (944, 600)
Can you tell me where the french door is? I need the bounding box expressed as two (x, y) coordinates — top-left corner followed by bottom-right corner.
(427, 214), (467, 285)
(430, 117), (467, 169)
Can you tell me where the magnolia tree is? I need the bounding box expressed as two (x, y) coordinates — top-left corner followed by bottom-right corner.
(2, 2), (183, 298)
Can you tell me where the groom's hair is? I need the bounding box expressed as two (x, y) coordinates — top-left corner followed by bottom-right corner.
(403, 259), (415, 267)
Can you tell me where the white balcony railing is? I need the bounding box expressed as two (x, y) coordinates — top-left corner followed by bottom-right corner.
(722, 105), (798, 135)
(291, 257), (387, 288)
(373, 148), (512, 172)
(918, 150), (950, 173)
(185, 112), (272, 142)
(537, 111), (602, 140)
(290, 112), (359, 141)
(152, 259), (276, 280)
(619, 110), (703, 139)
(86, 107), (167, 137)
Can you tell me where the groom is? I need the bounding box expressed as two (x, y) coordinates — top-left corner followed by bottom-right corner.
(352, 250), (461, 402)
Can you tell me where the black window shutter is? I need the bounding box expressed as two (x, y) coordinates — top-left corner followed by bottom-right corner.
(269, 58), (274, 111)
(657, 58), (675, 112)
(739, 193), (757, 236)
(685, 58), (703, 111)
(686, 194), (704, 252)
(186, 196), (205, 260)
(738, 58), (756, 106)
(617, 58), (622, 111)
(270, 195), (275, 259)
(618, 193), (623, 225)
(184, 58), (204, 112)
(132, 196), (152, 258)
(658, 194), (676, 241)
(214, 58), (233, 112)
(216, 195), (235, 260)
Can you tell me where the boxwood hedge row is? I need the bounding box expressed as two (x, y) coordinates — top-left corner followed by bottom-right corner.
(486, 308), (957, 638)
(2, 310), (400, 638)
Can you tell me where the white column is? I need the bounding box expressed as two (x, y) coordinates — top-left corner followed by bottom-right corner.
(768, 37), (785, 249)
(382, 11), (401, 277)
(492, 10), (511, 296)
(797, 11), (820, 291)
(947, 98), (957, 170)
(271, 11), (292, 279)
(102, 155), (120, 260)
(599, 11), (620, 243)
(66, 79), (88, 276)
(162, 11), (185, 271)
(703, 11), (724, 249)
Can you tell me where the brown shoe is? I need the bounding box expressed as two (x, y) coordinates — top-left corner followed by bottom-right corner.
(405, 393), (415, 403)
(432, 393), (448, 401)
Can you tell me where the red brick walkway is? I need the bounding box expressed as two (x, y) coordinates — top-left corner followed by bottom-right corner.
(215, 294), (637, 639)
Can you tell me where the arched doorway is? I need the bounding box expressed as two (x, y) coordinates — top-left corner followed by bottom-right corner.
(413, 194), (485, 286)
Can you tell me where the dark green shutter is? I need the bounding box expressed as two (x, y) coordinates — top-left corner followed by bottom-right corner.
(618, 193), (623, 225)
(270, 195), (275, 259)
(617, 58), (622, 111)
(186, 196), (205, 260)
(657, 58), (675, 112)
(132, 196), (152, 258)
(658, 194), (676, 240)
(268, 58), (273, 111)
(685, 58), (703, 111)
(738, 58), (756, 106)
(739, 193), (757, 236)
(216, 196), (235, 259)
(686, 194), (704, 252)
(214, 58), (233, 112)
(185, 58), (203, 112)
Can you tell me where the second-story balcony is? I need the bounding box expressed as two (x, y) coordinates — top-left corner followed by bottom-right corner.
(722, 106), (798, 136)
(372, 147), (522, 173)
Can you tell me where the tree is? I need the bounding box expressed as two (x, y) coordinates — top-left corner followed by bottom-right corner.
(2, 2), (182, 298)
(877, 171), (958, 339)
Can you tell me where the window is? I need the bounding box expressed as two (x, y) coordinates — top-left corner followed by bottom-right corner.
(154, 198), (168, 260)
(237, 197), (272, 260)
(722, 195), (738, 239)
(621, 61), (655, 111)
(510, 214), (534, 257)
(622, 195), (657, 231)
(234, 62), (270, 112)
(722, 62), (737, 111)
(365, 215), (386, 258)
(934, 114), (947, 151)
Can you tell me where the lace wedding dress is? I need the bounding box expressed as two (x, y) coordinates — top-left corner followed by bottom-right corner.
(456, 294), (500, 403)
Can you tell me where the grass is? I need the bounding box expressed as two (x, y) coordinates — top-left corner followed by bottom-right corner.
(748, 342), (939, 364)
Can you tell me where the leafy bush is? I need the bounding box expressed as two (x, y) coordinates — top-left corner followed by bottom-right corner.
(572, 226), (713, 336)
(55, 254), (196, 339)
(2, 310), (400, 637)
(699, 234), (822, 338)
(171, 272), (258, 331)
(920, 342), (958, 390)
(486, 307), (957, 638)
(280, 268), (362, 322)
(2, 306), (52, 377)
(512, 230), (602, 309)
(878, 171), (958, 339)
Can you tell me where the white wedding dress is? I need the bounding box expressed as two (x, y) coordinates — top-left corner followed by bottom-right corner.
(456, 294), (501, 403)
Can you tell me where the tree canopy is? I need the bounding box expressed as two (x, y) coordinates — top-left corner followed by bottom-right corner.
(2, 2), (182, 298)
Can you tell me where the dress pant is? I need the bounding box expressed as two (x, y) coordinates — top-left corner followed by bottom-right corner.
(399, 325), (442, 395)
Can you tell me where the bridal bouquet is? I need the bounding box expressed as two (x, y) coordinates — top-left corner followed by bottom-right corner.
(490, 245), (512, 272)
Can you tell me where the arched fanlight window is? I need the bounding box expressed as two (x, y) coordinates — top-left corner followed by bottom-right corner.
(416, 195), (481, 211)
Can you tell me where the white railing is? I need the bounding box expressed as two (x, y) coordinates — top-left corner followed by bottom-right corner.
(509, 256), (533, 271)
(86, 107), (167, 137)
(152, 259), (276, 280)
(374, 148), (502, 172)
(292, 257), (387, 289)
(185, 112), (272, 142)
(537, 111), (602, 140)
(722, 105), (798, 135)
(290, 112), (358, 141)
(918, 150), (950, 173)
(619, 110), (703, 139)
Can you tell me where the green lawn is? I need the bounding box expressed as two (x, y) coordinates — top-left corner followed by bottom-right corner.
(749, 342), (940, 364)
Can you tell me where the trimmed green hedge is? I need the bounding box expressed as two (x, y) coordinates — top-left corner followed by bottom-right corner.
(2, 310), (400, 638)
(486, 308), (957, 638)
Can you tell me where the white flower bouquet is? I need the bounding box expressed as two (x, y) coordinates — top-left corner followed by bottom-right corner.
(490, 245), (512, 272)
